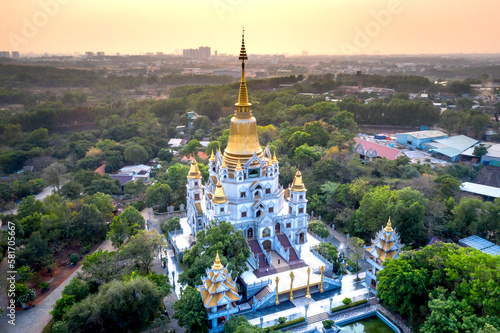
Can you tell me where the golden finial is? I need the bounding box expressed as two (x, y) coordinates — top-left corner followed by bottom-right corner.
(272, 151), (278, 163)
(221, 158), (227, 168)
(212, 180), (227, 204)
(236, 159), (243, 171)
(267, 157), (273, 167)
(210, 149), (215, 161)
(212, 251), (223, 270)
(384, 217), (393, 232)
(291, 169), (306, 192)
(187, 159), (201, 179)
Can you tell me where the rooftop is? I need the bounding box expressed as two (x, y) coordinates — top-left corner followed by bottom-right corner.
(485, 144), (500, 158)
(459, 235), (500, 255)
(354, 138), (403, 160)
(400, 130), (447, 139)
(460, 182), (500, 198)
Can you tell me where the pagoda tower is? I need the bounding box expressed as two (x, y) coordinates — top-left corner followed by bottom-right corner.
(197, 252), (242, 333)
(364, 217), (403, 294)
(185, 29), (308, 278)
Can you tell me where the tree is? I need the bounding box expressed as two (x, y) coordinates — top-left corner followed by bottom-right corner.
(108, 206), (145, 247)
(43, 162), (67, 193)
(123, 179), (146, 199)
(86, 176), (120, 195)
(123, 144), (149, 164)
(173, 285), (208, 333)
(294, 143), (321, 166)
(349, 237), (364, 280)
(119, 230), (164, 274)
(160, 217), (181, 238)
(60, 181), (83, 200)
(79, 249), (119, 288)
(308, 220), (330, 239)
(182, 139), (202, 158)
(351, 186), (392, 241)
(205, 141), (221, 157)
(52, 294), (76, 321)
(63, 277), (164, 332)
(180, 220), (251, 286)
(224, 315), (264, 332)
(158, 148), (173, 163)
(388, 187), (428, 246)
(17, 231), (51, 269)
(473, 145), (488, 157)
(145, 183), (173, 213)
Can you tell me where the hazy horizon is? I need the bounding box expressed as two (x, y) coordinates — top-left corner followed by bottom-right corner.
(2, 0), (500, 55)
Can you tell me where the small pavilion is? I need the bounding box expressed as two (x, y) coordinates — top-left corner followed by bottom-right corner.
(364, 217), (403, 294)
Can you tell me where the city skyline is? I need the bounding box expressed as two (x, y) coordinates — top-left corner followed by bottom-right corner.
(2, 0), (500, 55)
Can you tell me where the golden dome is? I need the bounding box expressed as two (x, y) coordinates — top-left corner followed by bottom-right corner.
(187, 159), (201, 179)
(212, 251), (223, 270)
(223, 29), (264, 170)
(212, 180), (227, 204)
(290, 170), (306, 192)
(384, 217), (393, 232)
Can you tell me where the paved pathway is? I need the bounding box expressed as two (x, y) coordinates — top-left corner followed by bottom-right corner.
(0, 240), (115, 333)
(148, 210), (185, 333)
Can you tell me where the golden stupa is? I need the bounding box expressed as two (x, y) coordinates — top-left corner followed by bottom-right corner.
(223, 28), (264, 171)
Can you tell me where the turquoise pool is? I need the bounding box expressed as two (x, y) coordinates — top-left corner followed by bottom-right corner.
(340, 315), (395, 333)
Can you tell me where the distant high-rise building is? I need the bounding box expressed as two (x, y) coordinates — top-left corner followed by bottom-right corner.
(214, 50), (218, 57)
(199, 46), (211, 59)
(183, 46), (211, 59)
(96, 52), (105, 56)
(85, 52), (94, 57)
(156, 52), (164, 56)
(12, 51), (20, 59)
(302, 51), (308, 56)
(0, 51), (10, 58)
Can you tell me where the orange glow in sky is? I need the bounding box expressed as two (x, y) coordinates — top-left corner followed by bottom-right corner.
(1, 0), (499, 55)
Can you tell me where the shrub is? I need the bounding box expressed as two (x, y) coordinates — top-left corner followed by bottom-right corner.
(69, 253), (80, 265)
(39, 281), (50, 290)
(81, 244), (90, 254)
(14, 283), (35, 306)
(322, 320), (335, 329)
(331, 299), (368, 313)
(342, 297), (352, 305)
(308, 220), (330, 239)
(278, 317), (287, 325)
(264, 317), (305, 332)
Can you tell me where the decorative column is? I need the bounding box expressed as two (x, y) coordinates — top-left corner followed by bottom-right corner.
(306, 267), (311, 299)
(289, 272), (294, 301)
(275, 277), (280, 305)
(320, 266), (325, 293)
(329, 297), (333, 314)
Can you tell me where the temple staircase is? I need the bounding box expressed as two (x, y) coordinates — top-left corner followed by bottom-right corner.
(248, 239), (277, 277)
(277, 233), (307, 270)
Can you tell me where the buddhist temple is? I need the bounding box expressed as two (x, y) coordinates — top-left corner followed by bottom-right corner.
(197, 252), (242, 333)
(364, 217), (403, 294)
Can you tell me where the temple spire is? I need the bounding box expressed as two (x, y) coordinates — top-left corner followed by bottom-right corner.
(235, 27), (251, 113)
(384, 217), (393, 232)
(212, 251), (223, 270)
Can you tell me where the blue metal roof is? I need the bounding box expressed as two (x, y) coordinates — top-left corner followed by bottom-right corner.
(459, 235), (500, 256)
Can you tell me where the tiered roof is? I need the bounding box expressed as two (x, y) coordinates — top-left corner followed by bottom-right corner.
(198, 252), (241, 308)
(366, 218), (403, 261)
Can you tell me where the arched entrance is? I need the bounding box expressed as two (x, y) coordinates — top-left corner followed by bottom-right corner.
(262, 227), (270, 238)
(298, 231), (305, 244)
(275, 223), (281, 234)
(247, 227), (253, 239)
(262, 240), (272, 251)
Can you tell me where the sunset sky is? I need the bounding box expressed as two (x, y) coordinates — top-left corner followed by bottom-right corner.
(1, 0), (499, 55)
